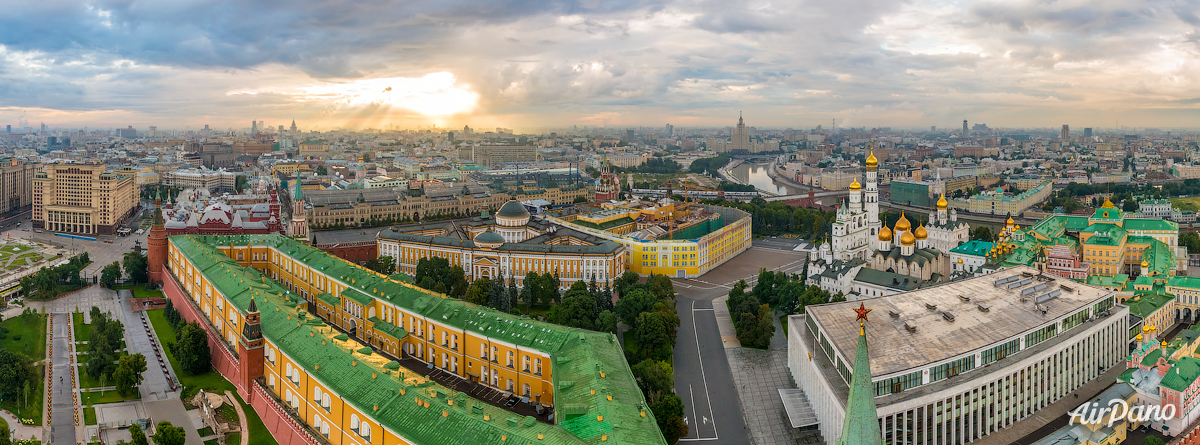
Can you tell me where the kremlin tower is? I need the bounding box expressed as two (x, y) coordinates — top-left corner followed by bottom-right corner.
(147, 189), (168, 284)
(594, 157), (620, 202)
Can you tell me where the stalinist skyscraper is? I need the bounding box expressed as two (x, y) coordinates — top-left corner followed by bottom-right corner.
(730, 112), (751, 152)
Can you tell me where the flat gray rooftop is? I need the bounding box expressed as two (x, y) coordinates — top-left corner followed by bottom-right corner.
(807, 266), (1113, 377)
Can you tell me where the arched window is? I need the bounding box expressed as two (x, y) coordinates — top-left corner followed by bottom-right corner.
(360, 423), (372, 440)
(322, 393), (331, 410)
(313, 386), (322, 402)
(351, 414), (360, 431)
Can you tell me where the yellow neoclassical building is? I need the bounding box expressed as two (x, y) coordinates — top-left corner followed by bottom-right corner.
(164, 232), (664, 445)
(549, 200), (751, 277)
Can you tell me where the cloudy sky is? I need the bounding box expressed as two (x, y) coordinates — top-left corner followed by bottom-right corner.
(1, 0), (1199, 131)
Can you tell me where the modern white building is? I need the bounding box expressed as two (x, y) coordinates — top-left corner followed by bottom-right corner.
(789, 266), (1128, 445)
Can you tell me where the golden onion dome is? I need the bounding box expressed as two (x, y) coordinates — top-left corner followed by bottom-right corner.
(1151, 325), (1158, 332)
(1142, 260), (1149, 267)
(900, 230), (916, 246)
(914, 223), (928, 240)
(1137, 333), (1144, 342)
(879, 225), (893, 242)
(936, 193), (948, 210)
(1142, 325), (1150, 333)
(849, 178), (861, 191)
(1103, 197), (1116, 208)
(895, 212), (911, 231)
(1006, 216), (1015, 226)
(865, 143), (878, 168)
(957, 258), (963, 264)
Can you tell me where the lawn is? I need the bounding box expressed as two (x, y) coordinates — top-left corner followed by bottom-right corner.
(114, 283), (165, 299)
(1173, 197), (1200, 212)
(81, 388), (138, 405)
(73, 312), (91, 342)
(9, 258), (26, 266)
(84, 406), (97, 425)
(0, 313), (46, 360)
(145, 309), (279, 445)
(197, 427), (214, 437)
(779, 315), (789, 338)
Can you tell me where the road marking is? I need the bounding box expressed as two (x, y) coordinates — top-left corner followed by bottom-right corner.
(690, 300), (718, 441)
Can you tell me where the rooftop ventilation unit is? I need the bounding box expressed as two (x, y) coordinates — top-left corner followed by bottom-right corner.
(976, 303), (990, 312)
(888, 310), (900, 319)
(904, 320), (917, 332)
(1021, 283), (1050, 296)
(1060, 284), (1075, 293)
(1020, 272), (1034, 277)
(958, 295), (971, 302)
(925, 303), (938, 311)
(1035, 290), (1063, 304)
(1007, 278), (1033, 289)
(994, 276), (1019, 287)
(942, 311), (956, 322)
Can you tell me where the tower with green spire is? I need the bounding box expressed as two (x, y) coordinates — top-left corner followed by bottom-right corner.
(838, 303), (882, 445)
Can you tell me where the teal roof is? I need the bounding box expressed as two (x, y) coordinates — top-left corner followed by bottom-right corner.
(1090, 205), (1122, 221)
(1124, 218), (1178, 232)
(497, 201), (530, 218)
(168, 234), (665, 445)
(1161, 356), (1200, 392)
(1082, 223), (1127, 246)
(1122, 292), (1174, 318)
(949, 240), (993, 257)
(474, 231), (505, 244)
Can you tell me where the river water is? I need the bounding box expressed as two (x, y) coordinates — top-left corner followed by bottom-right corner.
(729, 162), (805, 195)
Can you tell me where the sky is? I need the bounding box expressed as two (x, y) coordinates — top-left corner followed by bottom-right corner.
(1, 0), (1199, 132)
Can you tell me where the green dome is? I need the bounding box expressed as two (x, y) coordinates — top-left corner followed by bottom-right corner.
(496, 201), (529, 218)
(474, 231), (505, 244)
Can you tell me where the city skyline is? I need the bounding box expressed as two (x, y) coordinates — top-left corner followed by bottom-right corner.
(1, 0), (1198, 130)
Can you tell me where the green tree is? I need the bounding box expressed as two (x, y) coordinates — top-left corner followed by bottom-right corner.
(572, 196), (589, 203)
(174, 322), (212, 375)
(595, 310), (619, 334)
(633, 311), (673, 361)
(1142, 437), (1166, 445)
(364, 256), (396, 275)
(615, 289), (656, 326)
(151, 421), (187, 445)
(649, 392), (688, 444)
(1122, 198), (1139, 212)
(123, 251), (149, 284)
(315, 165), (328, 175)
(613, 271), (641, 297)
(646, 273), (675, 301)
(522, 272), (540, 308)
(487, 276), (508, 311)
(1182, 231), (1200, 255)
(970, 226), (994, 242)
(630, 359), (673, 397)
(128, 424), (149, 445)
(100, 261), (122, 288)
(549, 282), (597, 330)
(112, 353), (148, 397)
(465, 278), (491, 305)
(0, 424), (10, 445)
(734, 296), (775, 349)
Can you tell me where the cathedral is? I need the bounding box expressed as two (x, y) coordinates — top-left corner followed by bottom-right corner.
(923, 193), (971, 252)
(870, 212), (948, 282)
(828, 144), (881, 261)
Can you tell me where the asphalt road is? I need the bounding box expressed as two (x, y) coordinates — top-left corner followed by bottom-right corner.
(49, 312), (75, 445)
(4, 214), (150, 280)
(670, 242), (810, 444)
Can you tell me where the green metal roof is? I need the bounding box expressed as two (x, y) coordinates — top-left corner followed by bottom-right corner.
(1161, 356), (1200, 392)
(949, 240), (993, 257)
(1124, 218), (1178, 232)
(573, 217), (635, 231)
(497, 201), (529, 218)
(168, 234), (665, 445)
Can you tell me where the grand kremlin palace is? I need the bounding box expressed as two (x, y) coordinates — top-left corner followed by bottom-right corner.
(789, 266), (1127, 445)
(158, 233), (666, 445)
(546, 200), (752, 278)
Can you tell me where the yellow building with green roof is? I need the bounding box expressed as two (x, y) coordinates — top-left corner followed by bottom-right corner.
(162, 233), (665, 445)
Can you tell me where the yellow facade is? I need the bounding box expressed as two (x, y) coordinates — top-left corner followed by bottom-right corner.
(167, 241), (561, 413)
(550, 203), (752, 278)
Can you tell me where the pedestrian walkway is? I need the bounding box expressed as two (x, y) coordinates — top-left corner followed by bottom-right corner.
(143, 399), (205, 445)
(0, 410), (41, 442)
(226, 390), (250, 445)
(49, 312), (77, 445)
(713, 295), (741, 348)
(724, 314), (824, 445)
(115, 289), (176, 400)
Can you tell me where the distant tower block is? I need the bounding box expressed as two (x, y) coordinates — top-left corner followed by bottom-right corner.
(963, 120), (969, 137)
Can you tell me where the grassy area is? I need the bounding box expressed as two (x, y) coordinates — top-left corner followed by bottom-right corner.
(9, 258), (26, 266)
(0, 312), (47, 360)
(197, 426), (214, 437)
(204, 440), (219, 445)
(0, 363), (43, 426)
(146, 309), (278, 445)
(84, 406), (97, 425)
(113, 283), (165, 299)
(73, 312), (91, 342)
(81, 388), (139, 405)
(0, 415), (7, 431)
(1173, 197), (1200, 212)
(779, 315), (789, 338)
(228, 433), (241, 445)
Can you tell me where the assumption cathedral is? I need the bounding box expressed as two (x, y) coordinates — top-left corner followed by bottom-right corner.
(808, 144), (971, 298)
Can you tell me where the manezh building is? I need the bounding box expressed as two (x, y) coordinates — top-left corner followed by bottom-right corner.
(151, 228), (665, 444)
(377, 201), (627, 288)
(790, 266), (1127, 445)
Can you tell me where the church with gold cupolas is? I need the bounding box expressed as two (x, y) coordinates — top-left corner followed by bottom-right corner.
(869, 211), (950, 282)
(923, 192), (971, 252)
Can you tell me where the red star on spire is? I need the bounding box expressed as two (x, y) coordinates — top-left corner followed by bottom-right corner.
(854, 302), (871, 323)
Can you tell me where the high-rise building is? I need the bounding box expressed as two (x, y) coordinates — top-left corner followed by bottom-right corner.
(930, 126), (936, 132)
(625, 129), (635, 143)
(251, 120), (258, 134)
(962, 119), (969, 137)
(33, 163), (138, 235)
(118, 126), (137, 138)
(0, 160), (39, 215)
(1061, 124), (1070, 140)
(665, 123), (674, 137)
(5, 125), (9, 133)
(289, 119), (297, 133)
(1084, 127), (1093, 138)
(40, 123), (46, 133)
